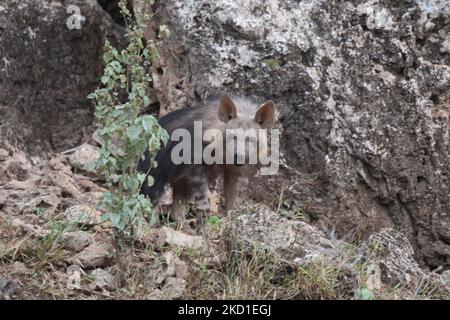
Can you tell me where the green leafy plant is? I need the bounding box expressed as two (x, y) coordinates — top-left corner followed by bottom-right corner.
(263, 58), (281, 71)
(88, 0), (168, 239)
(33, 207), (46, 216)
(355, 288), (375, 300)
(206, 215), (221, 230)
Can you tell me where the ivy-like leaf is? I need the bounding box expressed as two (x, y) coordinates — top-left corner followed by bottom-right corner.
(137, 173), (147, 184)
(109, 213), (121, 226)
(142, 115), (156, 133)
(127, 125), (142, 142)
(89, 0), (169, 239)
(101, 76), (110, 84)
(110, 61), (123, 73)
(147, 175), (154, 187)
(143, 96), (150, 107)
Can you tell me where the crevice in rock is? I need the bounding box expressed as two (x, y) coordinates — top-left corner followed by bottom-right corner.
(97, 0), (134, 27)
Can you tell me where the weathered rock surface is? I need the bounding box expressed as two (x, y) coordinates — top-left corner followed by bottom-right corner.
(163, 251), (188, 279)
(161, 277), (187, 299)
(46, 171), (84, 199)
(68, 144), (100, 173)
(0, 278), (21, 300)
(90, 268), (119, 290)
(150, 0), (450, 268)
(229, 206), (336, 262)
(0, 147), (107, 220)
(0, 0), (124, 154)
(0, 149), (9, 161)
(11, 218), (48, 238)
(231, 207), (449, 297)
(359, 228), (448, 293)
(62, 230), (93, 252)
(157, 226), (207, 253)
(66, 265), (82, 290)
(71, 242), (113, 268)
(64, 205), (103, 227)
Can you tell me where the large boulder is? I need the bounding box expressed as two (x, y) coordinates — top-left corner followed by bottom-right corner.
(149, 0), (450, 268)
(359, 228), (448, 294)
(0, 0), (124, 154)
(228, 206), (337, 262)
(230, 207), (449, 297)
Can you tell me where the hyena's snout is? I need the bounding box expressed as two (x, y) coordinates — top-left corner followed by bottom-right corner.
(227, 132), (259, 166)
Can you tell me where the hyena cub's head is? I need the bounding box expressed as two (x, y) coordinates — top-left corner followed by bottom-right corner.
(217, 94), (275, 167)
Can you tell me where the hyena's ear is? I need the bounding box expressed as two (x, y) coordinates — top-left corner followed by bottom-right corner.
(218, 94), (237, 122)
(255, 101), (275, 128)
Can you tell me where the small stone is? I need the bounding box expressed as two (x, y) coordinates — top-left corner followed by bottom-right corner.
(48, 156), (72, 175)
(6, 161), (29, 181)
(66, 265), (82, 290)
(90, 268), (117, 290)
(47, 172), (83, 199)
(163, 251), (189, 279)
(174, 260), (188, 279)
(62, 230), (92, 252)
(11, 218), (48, 238)
(71, 242), (112, 268)
(423, 21), (435, 32)
(161, 277), (186, 299)
(229, 207), (334, 261)
(64, 205), (102, 227)
(440, 38), (450, 54)
(68, 143), (100, 173)
(441, 270), (450, 283)
(0, 278), (21, 300)
(147, 289), (163, 300)
(26, 192), (61, 212)
(158, 226), (206, 253)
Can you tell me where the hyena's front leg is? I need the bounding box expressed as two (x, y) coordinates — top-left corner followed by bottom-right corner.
(224, 170), (238, 212)
(170, 181), (189, 227)
(194, 178), (210, 212)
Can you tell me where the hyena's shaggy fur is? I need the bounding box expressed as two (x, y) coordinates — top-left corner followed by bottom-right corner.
(138, 94), (275, 226)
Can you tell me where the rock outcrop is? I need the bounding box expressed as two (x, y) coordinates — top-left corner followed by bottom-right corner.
(0, 0), (124, 153)
(229, 207), (449, 298)
(150, 0), (450, 268)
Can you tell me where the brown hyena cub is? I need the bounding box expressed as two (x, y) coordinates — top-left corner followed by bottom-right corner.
(138, 93), (276, 228)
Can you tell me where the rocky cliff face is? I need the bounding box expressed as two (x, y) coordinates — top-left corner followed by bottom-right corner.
(150, 0), (450, 268)
(1, 0), (449, 269)
(0, 0), (124, 153)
